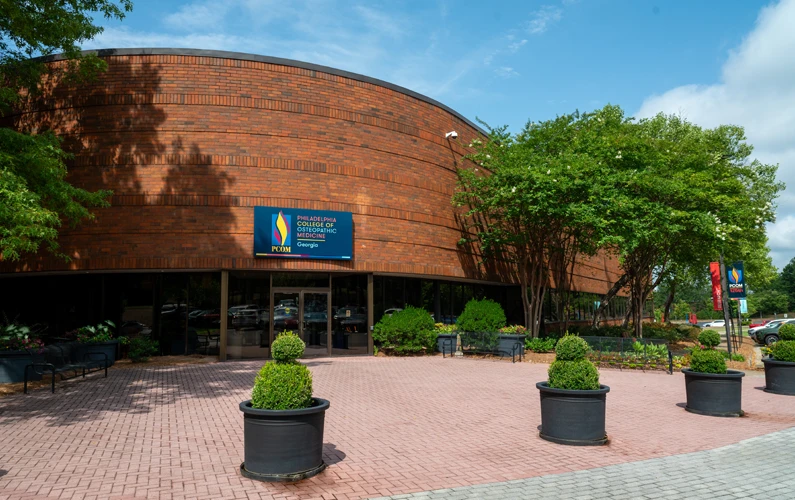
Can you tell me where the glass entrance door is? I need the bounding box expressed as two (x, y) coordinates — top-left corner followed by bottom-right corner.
(272, 289), (330, 357)
(301, 292), (329, 356)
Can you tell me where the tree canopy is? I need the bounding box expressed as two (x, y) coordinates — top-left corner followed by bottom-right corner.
(455, 104), (783, 336)
(0, 0), (132, 261)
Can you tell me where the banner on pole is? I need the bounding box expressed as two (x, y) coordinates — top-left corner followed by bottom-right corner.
(739, 299), (748, 314)
(725, 261), (747, 299)
(710, 262), (723, 311)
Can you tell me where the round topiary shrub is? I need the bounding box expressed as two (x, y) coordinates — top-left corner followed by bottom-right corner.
(771, 339), (795, 363)
(554, 335), (590, 361)
(546, 335), (600, 390)
(698, 330), (721, 348)
(271, 330), (305, 361)
(690, 348), (727, 374)
(373, 306), (436, 354)
(251, 361), (313, 410)
(548, 359), (600, 390)
(456, 299), (506, 332)
(778, 324), (795, 341)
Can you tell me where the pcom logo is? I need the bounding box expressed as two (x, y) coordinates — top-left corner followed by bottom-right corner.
(728, 267), (743, 284)
(271, 211), (291, 252)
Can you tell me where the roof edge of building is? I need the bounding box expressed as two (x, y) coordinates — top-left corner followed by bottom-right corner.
(38, 47), (487, 136)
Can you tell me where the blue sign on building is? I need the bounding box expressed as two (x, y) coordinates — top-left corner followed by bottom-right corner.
(254, 207), (353, 260)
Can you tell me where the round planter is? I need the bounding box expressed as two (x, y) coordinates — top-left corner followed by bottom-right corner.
(77, 340), (118, 366)
(239, 398), (329, 482)
(436, 334), (457, 354)
(762, 358), (795, 396)
(682, 368), (744, 417)
(498, 334), (526, 357)
(536, 382), (610, 446)
(0, 350), (41, 383)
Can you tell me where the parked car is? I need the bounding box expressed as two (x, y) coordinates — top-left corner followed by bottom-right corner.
(750, 319), (795, 346)
(702, 319), (726, 328)
(120, 321), (152, 337)
(748, 319), (771, 329)
(749, 319), (786, 335)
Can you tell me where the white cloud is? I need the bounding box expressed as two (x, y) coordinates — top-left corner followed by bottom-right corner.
(637, 0), (795, 270)
(495, 66), (519, 79)
(527, 5), (563, 35)
(163, 1), (230, 31)
(508, 39), (528, 53)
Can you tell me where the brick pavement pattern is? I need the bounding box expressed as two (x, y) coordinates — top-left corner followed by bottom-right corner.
(1, 356), (794, 499)
(374, 426), (795, 499)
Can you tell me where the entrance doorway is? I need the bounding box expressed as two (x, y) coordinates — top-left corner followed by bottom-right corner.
(272, 288), (330, 357)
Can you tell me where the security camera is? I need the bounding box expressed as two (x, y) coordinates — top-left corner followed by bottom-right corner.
(445, 131), (458, 139)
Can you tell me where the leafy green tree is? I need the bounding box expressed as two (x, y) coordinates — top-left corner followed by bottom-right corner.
(779, 257), (795, 309)
(747, 289), (789, 316)
(455, 110), (612, 337)
(598, 113), (781, 336)
(0, 0), (132, 261)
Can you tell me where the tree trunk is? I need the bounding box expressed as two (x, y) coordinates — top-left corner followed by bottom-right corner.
(622, 302), (633, 331)
(592, 273), (630, 327)
(662, 281), (676, 324)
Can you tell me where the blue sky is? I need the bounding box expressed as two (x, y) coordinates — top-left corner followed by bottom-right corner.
(85, 0), (795, 269)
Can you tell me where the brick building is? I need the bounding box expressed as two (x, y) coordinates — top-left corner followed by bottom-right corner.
(1, 49), (634, 359)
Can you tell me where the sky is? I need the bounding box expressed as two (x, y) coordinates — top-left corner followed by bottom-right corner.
(84, 0), (794, 269)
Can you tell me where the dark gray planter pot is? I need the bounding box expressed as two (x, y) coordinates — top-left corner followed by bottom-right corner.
(682, 368), (744, 417)
(77, 340), (118, 366)
(239, 398), (330, 482)
(498, 334), (526, 357)
(436, 334), (457, 354)
(763, 358), (795, 396)
(536, 382), (610, 446)
(0, 350), (41, 383)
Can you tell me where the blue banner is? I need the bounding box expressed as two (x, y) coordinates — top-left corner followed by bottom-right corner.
(725, 261), (746, 299)
(254, 207), (353, 260)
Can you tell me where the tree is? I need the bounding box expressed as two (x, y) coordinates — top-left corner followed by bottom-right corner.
(454, 110), (612, 337)
(0, 0), (132, 261)
(779, 257), (795, 309)
(599, 113), (781, 337)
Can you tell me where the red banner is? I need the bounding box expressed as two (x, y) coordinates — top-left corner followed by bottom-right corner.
(710, 262), (723, 311)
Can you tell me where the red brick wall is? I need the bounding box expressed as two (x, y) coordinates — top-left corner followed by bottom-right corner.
(5, 51), (622, 294)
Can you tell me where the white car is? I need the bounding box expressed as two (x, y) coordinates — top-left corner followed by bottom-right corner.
(703, 320), (726, 328)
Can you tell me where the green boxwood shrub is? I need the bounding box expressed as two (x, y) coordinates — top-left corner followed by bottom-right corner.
(129, 337), (158, 363)
(250, 330), (313, 410)
(373, 306), (436, 354)
(546, 335), (600, 390)
(251, 362), (313, 410)
(554, 335), (590, 361)
(690, 348), (727, 374)
(272, 330), (305, 361)
(526, 337), (557, 353)
(698, 330), (721, 348)
(771, 339), (795, 362)
(548, 359), (600, 390)
(456, 299), (506, 332)
(778, 324), (795, 341)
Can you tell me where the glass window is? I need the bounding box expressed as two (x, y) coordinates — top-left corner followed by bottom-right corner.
(331, 274), (368, 354)
(272, 272), (329, 288)
(227, 272), (269, 359)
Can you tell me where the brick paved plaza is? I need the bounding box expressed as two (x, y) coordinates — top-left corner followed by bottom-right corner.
(1, 356), (794, 499)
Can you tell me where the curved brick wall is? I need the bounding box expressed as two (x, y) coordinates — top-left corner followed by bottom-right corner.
(5, 49), (620, 292)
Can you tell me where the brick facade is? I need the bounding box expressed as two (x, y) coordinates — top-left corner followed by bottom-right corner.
(5, 49), (621, 294)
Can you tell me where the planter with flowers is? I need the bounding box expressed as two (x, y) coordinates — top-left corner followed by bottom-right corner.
(73, 320), (126, 366)
(435, 323), (458, 355)
(0, 323), (44, 383)
(682, 330), (744, 417)
(763, 324), (795, 395)
(498, 324), (527, 358)
(239, 331), (329, 482)
(536, 335), (609, 446)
